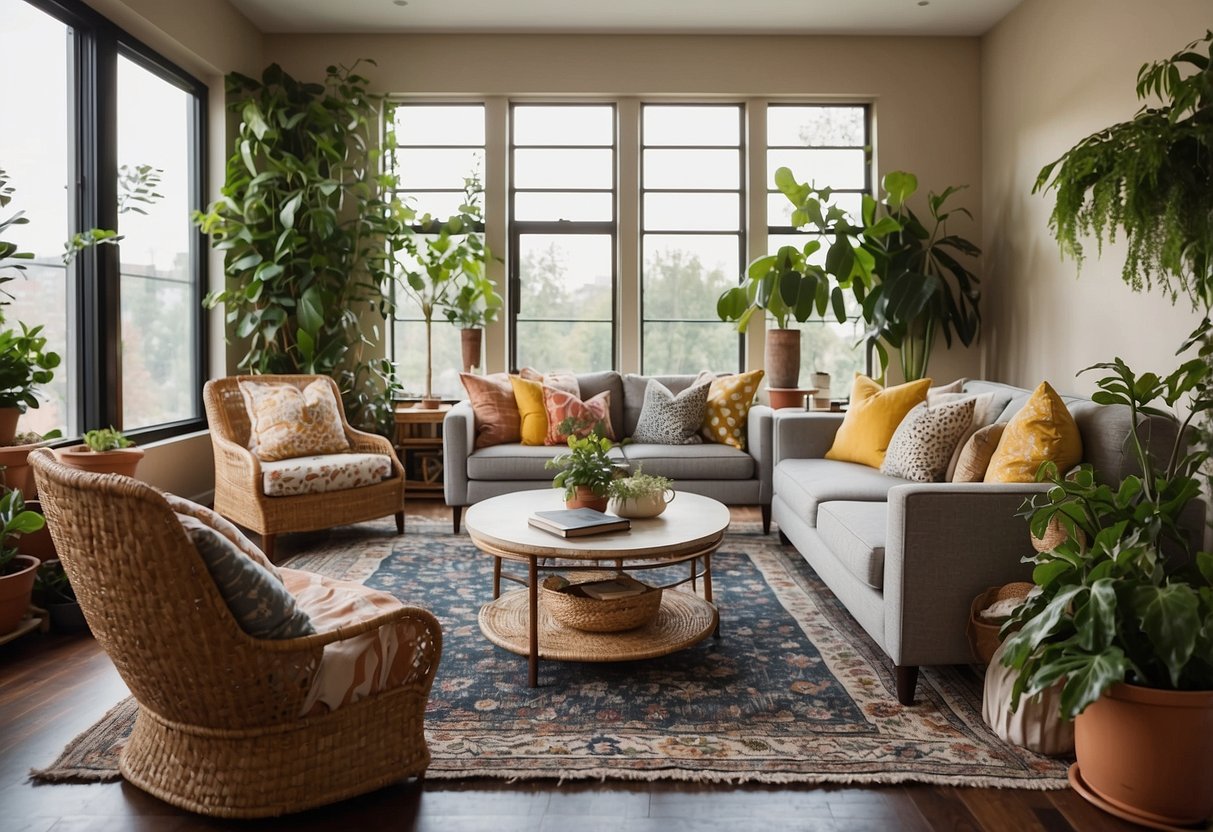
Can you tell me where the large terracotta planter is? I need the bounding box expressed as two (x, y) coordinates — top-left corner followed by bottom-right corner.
(0, 554), (41, 635)
(461, 327), (483, 373)
(764, 328), (801, 389)
(1073, 682), (1213, 826)
(565, 486), (608, 513)
(0, 441), (46, 499)
(55, 445), (145, 478)
(0, 407), (20, 446)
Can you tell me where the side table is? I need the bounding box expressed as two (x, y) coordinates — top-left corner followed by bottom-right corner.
(394, 404), (450, 499)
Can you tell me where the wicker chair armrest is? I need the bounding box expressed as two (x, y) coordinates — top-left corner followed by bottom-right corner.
(211, 430), (262, 479)
(345, 428), (405, 476)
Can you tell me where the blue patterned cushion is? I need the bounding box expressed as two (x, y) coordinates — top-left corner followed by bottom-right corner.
(177, 514), (315, 639)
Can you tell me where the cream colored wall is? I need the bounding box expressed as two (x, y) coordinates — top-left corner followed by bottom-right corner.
(264, 33), (986, 386)
(981, 0), (1209, 397)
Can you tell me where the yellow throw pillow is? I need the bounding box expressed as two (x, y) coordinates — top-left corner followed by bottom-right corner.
(700, 369), (765, 450)
(985, 381), (1083, 483)
(509, 375), (549, 446)
(238, 379), (350, 462)
(824, 374), (931, 468)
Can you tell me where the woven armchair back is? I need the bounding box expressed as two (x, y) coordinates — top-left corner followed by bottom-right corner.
(29, 449), (318, 729)
(203, 374), (350, 450)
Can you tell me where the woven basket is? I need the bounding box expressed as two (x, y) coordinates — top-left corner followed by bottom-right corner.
(967, 582), (1034, 664)
(541, 575), (662, 633)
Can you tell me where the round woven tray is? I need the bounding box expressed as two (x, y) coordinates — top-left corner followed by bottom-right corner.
(540, 574), (662, 633)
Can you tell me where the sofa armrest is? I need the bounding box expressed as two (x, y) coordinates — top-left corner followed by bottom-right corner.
(882, 482), (1049, 667)
(772, 411), (846, 464)
(443, 401), (475, 506)
(746, 405), (774, 504)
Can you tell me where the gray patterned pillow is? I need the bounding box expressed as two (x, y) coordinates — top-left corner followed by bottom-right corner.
(177, 514), (315, 639)
(880, 398), (977, 483)
(632, 379), (710, 444)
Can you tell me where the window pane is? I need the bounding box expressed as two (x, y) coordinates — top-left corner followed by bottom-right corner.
(395, 148), (484, 190)
(767, 148), (866, 190)
(117, 55), (197, 430)
(514, 148), (612, 189)
(800, 319), (867, 399)
(516, 234), (612, 319)
(514, 105), (613, 146)
(393, 104), (485, 146)
(0, 0), (74, 437)
(404, 190), (472, 221)
(644, 106), (740, 146)
(516, 321), (612, 374)
(643, 149), (739, 190)
(644, 193), (739, 231)
(392, 315), (464, 400)
(768, 106), (866, 147)
(643, 322), (738, 375)
(768, 191), (863, 228)
(514, 191), (613, 222)
(643, 235), (739, 320)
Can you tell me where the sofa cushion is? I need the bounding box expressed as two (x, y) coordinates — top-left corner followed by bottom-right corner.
(543, 387), (615, 443)
(816, 501), (888, 590)
(239, 378), (350, 461)
(622, 373), (705, 437)
(460, 372), (521, 449)
(260, 453), (394, 497)
(773, 459), (909, 526)
(509, 375), (549, 446)
(825, 375), (930, 468)
(701, 369), (765, 450)
(621, 443), (754, 480)
(881, 398), (976, 483)
(952, 423), (1007, 482)
(632, 379), (710, 445)
(468, 443), (628, 480)
(577, 371), (625, 439)
(986, 381), (1083, 483)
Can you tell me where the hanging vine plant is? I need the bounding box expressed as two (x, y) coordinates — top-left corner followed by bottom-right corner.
(195, 61), (413, 435)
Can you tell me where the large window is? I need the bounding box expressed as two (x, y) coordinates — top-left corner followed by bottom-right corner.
(388, 102), (486, 399)
(510, 104), (616, 373)
(641, 105), (743, 375)
(766, 104), (870, 399)
(0, 0), (206, 440)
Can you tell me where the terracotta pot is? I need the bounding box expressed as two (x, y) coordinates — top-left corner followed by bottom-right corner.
(565, 486), (608, 513)
(461, 328), (483, 373)
(54, 445), (144, 478)
(609, 489), (675, 519)
(767, 388), (807, 410)
(0, 441), (46, 499)
(0, 554), (41, 635)
(0, 408), (20, 446)
(764, 328), (801, 389)
(417, 396), (442, 410)
(1074, 682), (1213, 826)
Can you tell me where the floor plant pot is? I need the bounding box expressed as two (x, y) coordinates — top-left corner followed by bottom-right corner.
(1072, 682), (1213, 826)
(461, 327), (483, 373)
(46, 600), (88, 633)
(0, 554), (41, 635)
(565, 486), (608, 513)
(764, 328), (801, 389)
(55, 445), (144, 478)
(0, 408), (20, 446)
(0, 441), (45, 499)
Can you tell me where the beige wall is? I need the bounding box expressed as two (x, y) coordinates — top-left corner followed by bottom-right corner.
(981, 0), (1209, 396)
(264, 33), (986, 386)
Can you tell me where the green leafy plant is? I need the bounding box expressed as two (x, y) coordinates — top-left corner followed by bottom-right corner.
(1033, 30), (1213, 309)
(34, 559), (74, 604)
(546, 432), (617, 501)
(607, 470), (672, 500)
(0, 323), (60, 412)
(0, 487), (45, 576)
(82, 427), (133, 452)
(62, 164), (163, 265)
(1000, 357), (1213, 720)
(194, 61), (413, 434)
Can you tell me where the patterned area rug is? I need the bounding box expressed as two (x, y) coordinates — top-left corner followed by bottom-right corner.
(33, 516), (1069, 787)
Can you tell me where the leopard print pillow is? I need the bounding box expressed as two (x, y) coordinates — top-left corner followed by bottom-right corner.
(632, 379), (710, 444)
(880, 398), (976, 483)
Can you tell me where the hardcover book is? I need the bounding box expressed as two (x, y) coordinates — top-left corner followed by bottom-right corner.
(528, 508), (631, 538)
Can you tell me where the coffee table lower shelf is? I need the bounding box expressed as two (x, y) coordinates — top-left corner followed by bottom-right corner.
(479, 587), (718, 663)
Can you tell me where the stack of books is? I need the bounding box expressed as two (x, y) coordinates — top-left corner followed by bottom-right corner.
(528, 508), (631, 538)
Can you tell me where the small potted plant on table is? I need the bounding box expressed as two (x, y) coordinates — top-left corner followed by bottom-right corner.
(607, 470), (674, 519)
(546, 432), (617, 512)
(56, 427), (144, 478)
(0, 486), (47, 636)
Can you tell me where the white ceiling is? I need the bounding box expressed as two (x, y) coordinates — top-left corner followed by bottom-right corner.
(228, 0), (1023, 36)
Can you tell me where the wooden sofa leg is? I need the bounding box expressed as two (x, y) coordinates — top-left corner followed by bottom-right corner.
(778, 530), (791, 546)
(896, 665), (919, 706)
(761, 504), (772, 535)
(261, 533), (277, 563)
(395, 511), (405, 535)
(452, 506), (463, 534)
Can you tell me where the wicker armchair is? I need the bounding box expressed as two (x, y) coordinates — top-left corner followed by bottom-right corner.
(203, 374), (404, 559)
(29, 448), (442, 818)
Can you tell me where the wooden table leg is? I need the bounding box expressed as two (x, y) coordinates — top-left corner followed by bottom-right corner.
(703, 552), (720, 638)
(492, 557), (502, 599)
(528, 557), (539, 688)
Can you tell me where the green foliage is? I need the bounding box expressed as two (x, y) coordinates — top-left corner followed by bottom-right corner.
(0, 487), (45, 576)
(1001, 354), (1213, 719)
(194, 61), (412, 434)
(546, 432), (616, 500)
(82, 427), (133, 452)
(1033, 30), (1213, 308)
(607, 469), (672, 500)
(0, 322), (61, 411)
(0, 169), (34, 288)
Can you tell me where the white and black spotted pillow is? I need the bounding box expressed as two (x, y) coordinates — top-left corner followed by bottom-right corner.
(881, 398), (977, 482)
(631, 379), (710, 444)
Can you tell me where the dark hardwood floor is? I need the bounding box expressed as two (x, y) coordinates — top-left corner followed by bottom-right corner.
(0, 502), (1140, 832)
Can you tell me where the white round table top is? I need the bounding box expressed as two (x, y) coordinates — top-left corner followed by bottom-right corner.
(464, 489), (731, 561)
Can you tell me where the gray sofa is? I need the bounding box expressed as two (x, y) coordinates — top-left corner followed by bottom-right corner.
(443, 372), (774, 533)
(770, 379), (1182, 705)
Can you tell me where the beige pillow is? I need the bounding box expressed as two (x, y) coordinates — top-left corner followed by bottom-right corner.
(928, 378), (965, 396)
(951, 423), (1007, 483)
(239, 379), (351, 462)
(932, 391), (999, 480)
(518, 367), (579, 397)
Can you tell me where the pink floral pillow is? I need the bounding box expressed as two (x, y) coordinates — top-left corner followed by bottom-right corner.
(542, 387), (615, 445)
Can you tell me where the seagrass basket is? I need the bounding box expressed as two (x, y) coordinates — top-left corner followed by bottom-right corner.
(967, 581), (1034, 664)
(541, 575), (662, 633)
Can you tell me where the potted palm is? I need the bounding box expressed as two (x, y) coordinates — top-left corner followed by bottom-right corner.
(0, 485), (46, 636)
(55, 427), (144, 478)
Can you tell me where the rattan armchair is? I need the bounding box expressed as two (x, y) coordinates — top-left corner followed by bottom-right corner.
(203, 374), (405, 559)
(29, 448), (442, 818)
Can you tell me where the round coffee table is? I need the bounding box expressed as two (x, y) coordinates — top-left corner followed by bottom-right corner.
(465, 489), (731, 687)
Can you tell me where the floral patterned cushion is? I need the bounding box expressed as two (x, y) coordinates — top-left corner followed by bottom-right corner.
(239, 379), (351, 462)
(260, 453), (394, 497)
(282, 569), (425, 716)
(542, 387), (615, 444)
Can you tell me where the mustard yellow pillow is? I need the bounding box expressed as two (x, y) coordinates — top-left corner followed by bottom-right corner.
(984, 381), (1082, 483)
(508, 375), (549, 446)
(700, 369), (765, 450)
(824, 374), (931, 468)
(238, 379), (350, 462)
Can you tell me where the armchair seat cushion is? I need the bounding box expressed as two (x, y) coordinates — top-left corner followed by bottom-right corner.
(283, 569), (423, 716)
(773, 459), (909, 526)
(261, 453), (394, 497)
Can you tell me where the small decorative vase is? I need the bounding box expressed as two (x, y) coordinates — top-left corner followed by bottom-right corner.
(565, 486), (608, 513)
(764, 328), (801, 389)
(460, 328), (483, 373)
(609, 489), (676, 519)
